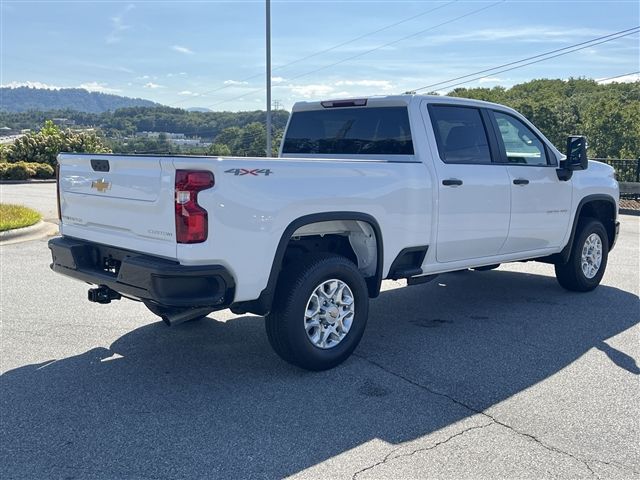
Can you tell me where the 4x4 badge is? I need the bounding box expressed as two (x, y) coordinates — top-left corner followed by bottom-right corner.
(224, 168), (273, 176)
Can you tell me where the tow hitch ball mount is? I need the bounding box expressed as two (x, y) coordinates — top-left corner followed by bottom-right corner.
(88, 286), (122, 304)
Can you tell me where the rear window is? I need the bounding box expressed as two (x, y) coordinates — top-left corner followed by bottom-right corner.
(282, 106), (414, 155)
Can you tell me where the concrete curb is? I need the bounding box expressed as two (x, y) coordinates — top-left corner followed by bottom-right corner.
(0, 179), (57, 185)
(620, 208), (639, 217)
(0, 220), (58, 244)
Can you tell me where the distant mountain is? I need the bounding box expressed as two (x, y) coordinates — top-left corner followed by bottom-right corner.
(187, 107), (212, 112)
(0, 87), (160, 113)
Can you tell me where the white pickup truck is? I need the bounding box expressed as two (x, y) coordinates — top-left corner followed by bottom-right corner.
(49, 95), (620, 370)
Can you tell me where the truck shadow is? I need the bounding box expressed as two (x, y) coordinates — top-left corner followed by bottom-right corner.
(2, 270), (638, 478)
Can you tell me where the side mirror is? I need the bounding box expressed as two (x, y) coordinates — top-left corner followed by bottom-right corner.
(565, 135), (588, 171)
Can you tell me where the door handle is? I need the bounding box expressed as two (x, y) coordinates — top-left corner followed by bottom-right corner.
(513, 178), (529, 185)
(442, 178), (463, 186)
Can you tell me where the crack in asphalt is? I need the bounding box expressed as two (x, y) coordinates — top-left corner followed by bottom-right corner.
(352, 421), (495, 480)
(353, 353), (608, 479)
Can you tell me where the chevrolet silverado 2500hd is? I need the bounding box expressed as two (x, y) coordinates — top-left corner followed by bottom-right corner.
(49, 95), (620, 370)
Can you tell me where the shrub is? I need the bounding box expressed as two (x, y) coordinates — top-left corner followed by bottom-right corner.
(0, 161), (53, 180)
(0, 144), (9, 163)
(7, 120), (111, 167)
(33, 163), (55, 179)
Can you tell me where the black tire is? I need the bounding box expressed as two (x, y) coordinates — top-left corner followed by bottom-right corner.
(265, 253), (369, 371)
(144, 303), (207, 324)
(472, 264), (500, 271)
(555, 218), (609, 292)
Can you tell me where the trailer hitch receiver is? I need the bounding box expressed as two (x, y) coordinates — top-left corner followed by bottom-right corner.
(88, 286), (122, 304)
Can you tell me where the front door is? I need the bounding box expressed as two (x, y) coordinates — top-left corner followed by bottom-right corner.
(425, 104), (511, 263)
(489, 110), (572, 253)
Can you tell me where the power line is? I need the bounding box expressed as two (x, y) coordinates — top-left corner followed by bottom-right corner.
(270, 0), (457, 72)
(412, 26), (640, 92)
(283, 0), (504, 85)
(595, 71), (640, 83)
(169, 0), (458, 107)
(206, 0), (505, 109)
(414, 28), (640, 92)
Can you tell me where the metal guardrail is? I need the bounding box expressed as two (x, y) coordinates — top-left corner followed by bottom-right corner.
(592, 158), (640, 199)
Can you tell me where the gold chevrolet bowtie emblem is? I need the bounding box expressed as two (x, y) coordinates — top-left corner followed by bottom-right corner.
(91, 178), (111, 192)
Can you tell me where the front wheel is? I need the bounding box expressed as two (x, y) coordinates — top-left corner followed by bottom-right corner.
(265, 254), (369, 371)
(555, 218), (609, 292)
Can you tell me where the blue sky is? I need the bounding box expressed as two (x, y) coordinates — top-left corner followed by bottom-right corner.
(1, 1), (639, 111)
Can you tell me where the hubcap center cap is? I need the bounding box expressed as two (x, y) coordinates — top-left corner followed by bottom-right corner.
(326, 306), (339, 322)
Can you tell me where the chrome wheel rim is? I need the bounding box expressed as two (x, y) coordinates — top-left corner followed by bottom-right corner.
(304, 279), (355, 349)
(581, 233), (603, 279)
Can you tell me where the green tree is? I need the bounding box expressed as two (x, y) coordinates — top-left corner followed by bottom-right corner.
(207, 143), (231, 156)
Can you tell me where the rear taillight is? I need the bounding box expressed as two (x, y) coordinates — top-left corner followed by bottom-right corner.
(174, 170), (215, 244)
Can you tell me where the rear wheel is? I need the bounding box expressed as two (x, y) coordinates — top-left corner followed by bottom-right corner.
(265, 253), (369, 371)
(555, 218), (608, 292)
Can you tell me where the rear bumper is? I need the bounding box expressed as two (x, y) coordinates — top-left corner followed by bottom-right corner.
(48, 236), (234, 309)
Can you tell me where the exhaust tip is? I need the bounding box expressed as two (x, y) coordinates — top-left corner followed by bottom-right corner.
(161, 307), (212, 326)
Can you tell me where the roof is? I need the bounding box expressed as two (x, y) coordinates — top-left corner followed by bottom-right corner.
(291, 94), (510, 112)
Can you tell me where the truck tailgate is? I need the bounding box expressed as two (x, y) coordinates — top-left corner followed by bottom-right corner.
(58, 154), (177, 259)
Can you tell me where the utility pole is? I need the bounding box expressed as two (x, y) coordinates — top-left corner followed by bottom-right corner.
(265, 0), (272, 157)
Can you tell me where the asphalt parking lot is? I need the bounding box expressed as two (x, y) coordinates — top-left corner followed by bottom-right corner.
(1, 184), (638, 479)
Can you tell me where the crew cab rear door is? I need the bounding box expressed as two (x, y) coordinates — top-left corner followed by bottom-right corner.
(424, 103), (511, 263)
(57, 153), (178, 259)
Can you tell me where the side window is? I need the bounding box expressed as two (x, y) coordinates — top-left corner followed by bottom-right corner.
(493, 111), (549, 166)
(429, 105), (492, 164)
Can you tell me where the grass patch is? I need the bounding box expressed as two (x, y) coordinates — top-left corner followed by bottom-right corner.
(0, 203), (41, 232)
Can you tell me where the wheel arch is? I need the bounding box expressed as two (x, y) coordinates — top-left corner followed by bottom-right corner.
(230, 212), (384, 316)
(559, 194), (618, 263)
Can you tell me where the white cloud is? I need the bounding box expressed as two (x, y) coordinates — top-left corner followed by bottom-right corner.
(597, 73), (640, 84)
(144, 82), (164, 89)
(178, 90), (200, 96)
(79, 82), (122, 93)
(2, 81), (63, 90)
(2, 80), (121, 93)
(280, 79), (395, 100)
(289, 83), (336, 98)
(334, 79), (394, 90)
(106, 4), (134, 44)
(477, 77), (502, 84)
(223, 79), (249, 86)
(423, 27), (605, 46)
(271, 76), (286, 84)
(80, 62), (134, 74)
(172, 45), (194, 55)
